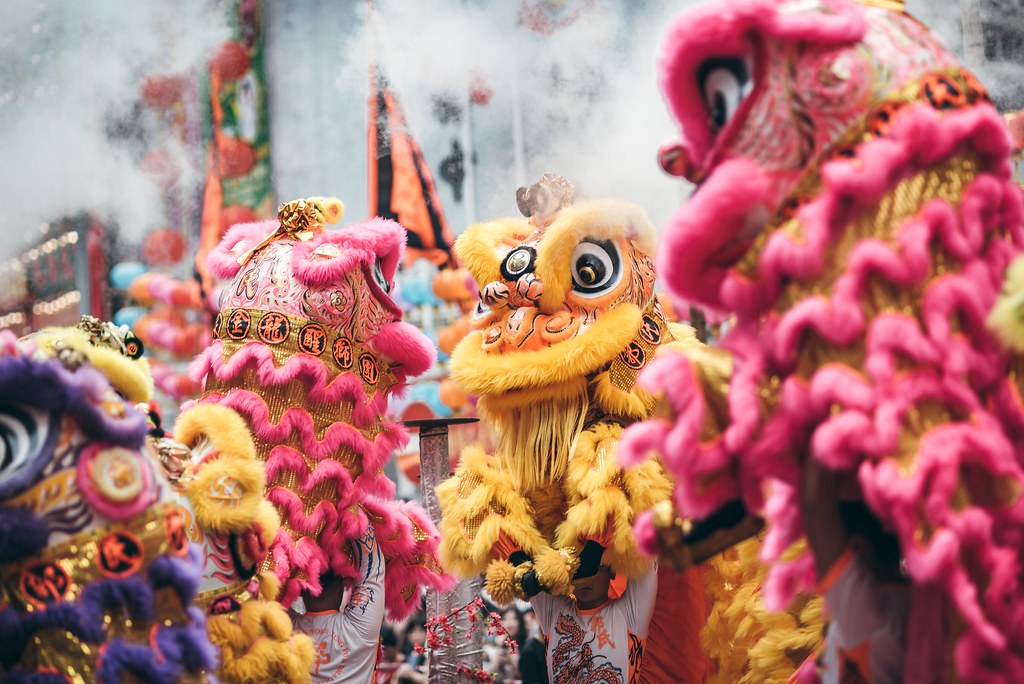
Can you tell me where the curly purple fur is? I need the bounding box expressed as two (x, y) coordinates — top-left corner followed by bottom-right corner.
(0, 508), (47, 561)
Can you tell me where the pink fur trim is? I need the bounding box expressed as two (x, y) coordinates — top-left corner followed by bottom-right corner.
(369, 322), (437, 381)
(206, 220), (278, 280)
(288, 218), (406, 290)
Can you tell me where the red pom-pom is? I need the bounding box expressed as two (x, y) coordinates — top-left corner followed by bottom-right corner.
(220, 204), (259, 229)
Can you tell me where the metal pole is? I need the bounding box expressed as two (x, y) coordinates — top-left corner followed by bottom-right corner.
(408, 418), (482, 684)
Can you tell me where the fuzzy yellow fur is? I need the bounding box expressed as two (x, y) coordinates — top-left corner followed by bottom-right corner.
(173, 405), (273, 535)
(455, 217), (536, 288)
(988, 254), (1024, 351)
(532, 199), (657, 312)
(557, 423), (670, 578)
(451, 304), (643, 396)
(484, 559), (518, 607)
(532, 546), (574, 597)
(703, 537), (824, 683)
(206, 599), (315, 684)
(437, 447), (549, 577)
(32, 327), (154, 403)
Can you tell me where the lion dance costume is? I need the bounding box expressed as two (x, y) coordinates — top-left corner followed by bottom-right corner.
(620, 0), (1024, 681)
(437, 177), (707, 682)
(194, 197), (452, 623)
(0, 328), (216, 682)
(21, 317), (313, 683)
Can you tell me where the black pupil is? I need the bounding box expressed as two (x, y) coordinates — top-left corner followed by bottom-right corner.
(711, 92), (727, 127)
(576, 254), (605, 285)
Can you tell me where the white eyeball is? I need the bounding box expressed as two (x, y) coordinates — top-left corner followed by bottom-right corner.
(570, 240), (622, 298)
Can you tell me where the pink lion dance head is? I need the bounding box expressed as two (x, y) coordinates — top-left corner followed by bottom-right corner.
(621, 0), (1024, 679)
(193, 197), (452, 616)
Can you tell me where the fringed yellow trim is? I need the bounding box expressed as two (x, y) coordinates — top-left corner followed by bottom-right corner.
(455, 217), (536, 289)
(480, 381), (589, 492)
(703, 537), (824, 684)
(32, 327), (154, 403)
(531, 199), (657, 311)
(555, 423), (671, 578)
(437, 447), (547, 577)
(451, 304), (643, 396)
(988, 255), (1024, 351)
(207, 599), (315, 684)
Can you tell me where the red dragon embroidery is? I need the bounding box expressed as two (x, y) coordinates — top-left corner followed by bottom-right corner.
(550, 614), (624, 684)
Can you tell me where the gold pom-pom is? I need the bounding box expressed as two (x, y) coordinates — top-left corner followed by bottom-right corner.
(485, 559), (518, 607)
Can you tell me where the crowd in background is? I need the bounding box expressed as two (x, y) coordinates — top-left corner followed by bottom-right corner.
(376, 603), (549, 684)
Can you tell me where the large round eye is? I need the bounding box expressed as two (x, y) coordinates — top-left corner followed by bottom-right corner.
(501, 246), (536, 281)
(698, 57), (753, 132)
(372, 258), (391, 294)
(570, 239), (622, 298)
(0, 405), (57, 498)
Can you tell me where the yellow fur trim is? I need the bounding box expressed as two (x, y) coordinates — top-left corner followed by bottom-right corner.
(484, 559), (518, 607)
(252, 501), (281, 549)
(532, 546), (573, 596)
(988, 255), (1024, 351)
(174, 405), (267, 534)
(531, 199), (657, 311)
(207, 598), (315, 683)
(174, 404), (258, 461)
(451, 304), (643, 395)
(589, 371), (656, 421)
(556, 423), (670, 578)
(455, 217), (535, 288)
(259, 571), (281, 601)
(479, 379), (589, 491)
(32, 327), (154, 403)
(703, 537), (824, 684)
(437, 447), (547, 577)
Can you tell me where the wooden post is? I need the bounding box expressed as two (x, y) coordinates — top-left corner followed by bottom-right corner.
(405, 417), (481, 684)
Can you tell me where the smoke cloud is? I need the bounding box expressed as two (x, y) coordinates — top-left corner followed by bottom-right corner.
(0, 1), (228, 262)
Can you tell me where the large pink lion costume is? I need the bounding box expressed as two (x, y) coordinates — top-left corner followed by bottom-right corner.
(620, 0), (1024, 680)
(193, 197), (453, 617)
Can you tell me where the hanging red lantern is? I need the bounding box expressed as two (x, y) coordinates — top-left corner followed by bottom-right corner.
(139, 74), (184, 109)
(439, 378), (469, 410)
(218, 136), (256, 178)
(140, 149), (180, 189)
(221, 204), (259, 230)
(142, 229), (186, 267)
(469, 72), (492, 106)
(207, 40), (250, 81)
(1007, 111), (1024, 152)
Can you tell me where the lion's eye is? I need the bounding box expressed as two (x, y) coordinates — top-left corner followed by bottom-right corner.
(698, 57), (753, 132)
(372, 259), (391, 293)
(570, 240), (621, 298)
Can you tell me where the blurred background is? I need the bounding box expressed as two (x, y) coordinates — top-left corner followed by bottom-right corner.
(0, 0), (1022, 496)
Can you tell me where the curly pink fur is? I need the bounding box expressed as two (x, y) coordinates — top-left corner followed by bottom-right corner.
(623, 99), (1024, 672)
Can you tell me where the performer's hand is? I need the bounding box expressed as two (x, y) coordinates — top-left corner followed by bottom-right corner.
(510, 551), (542, 598)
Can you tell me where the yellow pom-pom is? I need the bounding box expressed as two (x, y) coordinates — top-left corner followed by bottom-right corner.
(988, 255), (1024, 352)
(259, 571), (282, 602)
(485, 559), (518, 607)
(317, 197), (344, 224)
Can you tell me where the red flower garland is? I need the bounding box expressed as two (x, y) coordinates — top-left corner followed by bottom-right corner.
(416, 597), (519, 681)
